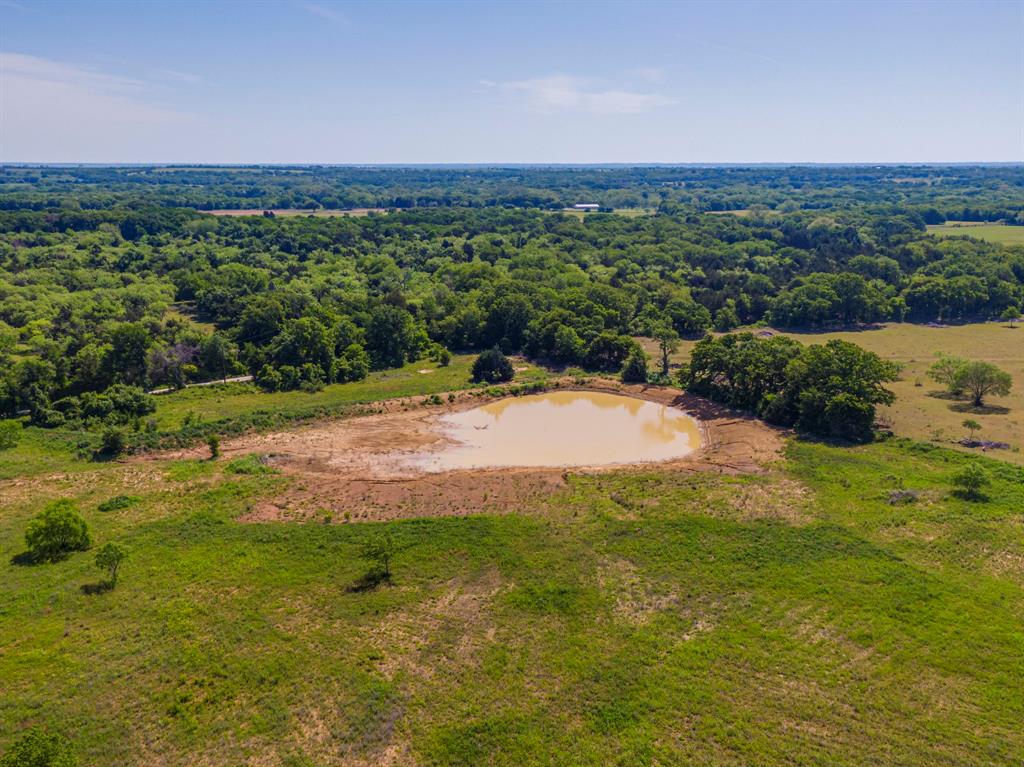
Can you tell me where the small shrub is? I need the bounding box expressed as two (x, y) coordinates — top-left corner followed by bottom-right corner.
(94, 542), (127, 587)
(206, 434), (220, 459)
(351, 530), (401, 591)
(471, 346), (514, 383)
(97, 495), (140, 513)
(24, 500), (91, 563)
(0, 419), (22, 450)
(951, 462), (990, 500)
(225, 454), (273, 475)
(620, 348), (649, 384)
(0, 727), (77, 767)
(887, 489), (918, 505)
(97, 428), (127, 458)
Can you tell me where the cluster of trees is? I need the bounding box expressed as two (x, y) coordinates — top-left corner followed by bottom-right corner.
(20, 499), (128, 588)
(1, 168), (1021, 428)
(683, 333), (900, 441)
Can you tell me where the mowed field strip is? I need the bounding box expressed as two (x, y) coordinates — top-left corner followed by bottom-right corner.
(926, 222), (1024, 245)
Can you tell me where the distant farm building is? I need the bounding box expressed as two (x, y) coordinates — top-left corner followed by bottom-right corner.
(573, 203), (600, 210)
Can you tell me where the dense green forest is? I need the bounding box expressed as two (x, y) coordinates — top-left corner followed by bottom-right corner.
(1, 165), (1022, 435)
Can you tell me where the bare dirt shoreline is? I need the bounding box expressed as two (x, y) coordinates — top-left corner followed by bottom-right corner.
(145, 380), (784, 523)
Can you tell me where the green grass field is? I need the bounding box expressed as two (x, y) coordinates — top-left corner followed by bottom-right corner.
(926, 222), (1024, 245)
(207, 208), (386, 217)
(3, 428), (1023, 764)
(557, 208), (656, 219)
(150, 355), (546, 430)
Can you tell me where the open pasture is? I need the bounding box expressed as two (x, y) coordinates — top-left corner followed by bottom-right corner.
(206, 207), (387, 217)
(3, 412), (1024, 765)
(926, 222), (1024, 245)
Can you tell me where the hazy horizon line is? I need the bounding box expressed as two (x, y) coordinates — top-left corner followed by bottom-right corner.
(4, 161), (1023, 169)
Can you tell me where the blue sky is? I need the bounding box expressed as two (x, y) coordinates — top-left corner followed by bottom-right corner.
(1, 0), (1021, 163)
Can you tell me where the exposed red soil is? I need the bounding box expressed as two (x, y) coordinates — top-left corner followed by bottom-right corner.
(145, 380), (784, 523)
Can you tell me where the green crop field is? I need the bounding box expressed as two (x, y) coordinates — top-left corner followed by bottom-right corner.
(927, 222), (1024, 245)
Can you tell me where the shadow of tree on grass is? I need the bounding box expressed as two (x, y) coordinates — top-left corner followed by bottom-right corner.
(347, 568), (392, 593)
(81, 581), (114, 596)
(949, 402), (1010, 415)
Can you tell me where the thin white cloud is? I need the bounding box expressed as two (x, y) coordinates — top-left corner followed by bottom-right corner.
(300, 2), (347, 25)
(0, 52), (196, 161)
(158, 68), (204, 85)
(2, 51), (145, 92)
(631, 67), (665, 83)
(493, 75), (674, 116)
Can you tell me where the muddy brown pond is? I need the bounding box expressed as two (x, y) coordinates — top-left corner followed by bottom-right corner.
(407, 390), (701, 471)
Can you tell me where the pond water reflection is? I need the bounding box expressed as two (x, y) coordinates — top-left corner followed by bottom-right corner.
(409, 390), (701, 471)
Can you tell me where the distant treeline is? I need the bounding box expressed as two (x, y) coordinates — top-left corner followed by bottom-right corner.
(1, 165), (1022, 224)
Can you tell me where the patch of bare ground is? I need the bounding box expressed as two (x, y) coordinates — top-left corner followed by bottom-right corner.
(985, 548), (1024, 580)
(0, 464), (169, 509)
(287, 695), (415, 767)
(597, 557), (679, 625)
(367, 568), (506, 683)
(702, 476), (814, 525)
(141, 379), (783, 523)
(784, 603), (878, 670)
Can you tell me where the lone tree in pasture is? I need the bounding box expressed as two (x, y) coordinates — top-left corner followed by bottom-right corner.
(961, 419), (981, 440)
(24, 500), (91, 563)
(951, 462), (990, 501)
(653, 325), (680, 377)
(360, 530), (398, 582)
(1001, 306), (1020, 328)
(207, 434), (220, 459)
(927, 354), (968, 395)
(471, 346), (514, 384)
(0, 726), (77, 767)
(94, 542), (127, 588)
(953, 361), (1012, 407)
(620, 347), (649, 384)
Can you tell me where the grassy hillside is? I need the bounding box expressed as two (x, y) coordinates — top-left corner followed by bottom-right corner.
(2, 432), (1024, 765)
